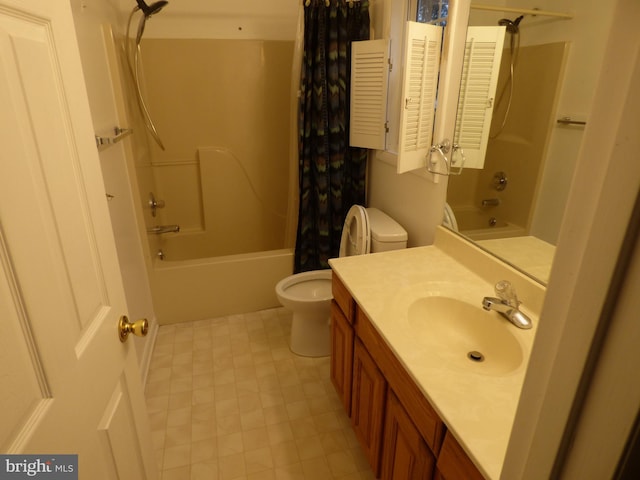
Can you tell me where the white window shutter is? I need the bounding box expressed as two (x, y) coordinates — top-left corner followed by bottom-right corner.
(453, 26), (506, 169)
(350, 39), (390, 150)
(397, 22), (442, 174)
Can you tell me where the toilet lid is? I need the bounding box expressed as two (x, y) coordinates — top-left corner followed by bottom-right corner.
(339, 205), (370, 257)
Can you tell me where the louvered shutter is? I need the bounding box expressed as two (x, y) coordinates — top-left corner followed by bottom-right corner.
(453, 26), (506, 169)
(350, 39), (390, 150)
(397, 21), (442, 174)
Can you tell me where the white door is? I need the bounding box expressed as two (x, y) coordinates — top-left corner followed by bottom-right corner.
(0, 0), (157, 478)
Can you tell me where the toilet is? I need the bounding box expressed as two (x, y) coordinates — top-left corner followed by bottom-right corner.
(443, 202), (459, 231)
(276, 205), (408, 357)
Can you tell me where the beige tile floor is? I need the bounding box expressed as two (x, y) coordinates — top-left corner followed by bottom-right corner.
(145, 307), (376, 480)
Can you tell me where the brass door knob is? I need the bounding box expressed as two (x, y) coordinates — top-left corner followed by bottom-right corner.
(118, 315), (149, 343)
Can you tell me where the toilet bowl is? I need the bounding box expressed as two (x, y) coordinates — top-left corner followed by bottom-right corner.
(275, 205), (407, 357)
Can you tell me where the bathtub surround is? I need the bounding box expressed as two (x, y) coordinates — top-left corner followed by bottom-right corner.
(134, 37), (297, 323)
(295, 0), (371, 273)
(139, 38), (293, 246)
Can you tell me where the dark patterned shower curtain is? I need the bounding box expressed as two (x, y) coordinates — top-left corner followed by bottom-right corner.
(294, 0), (370, 273)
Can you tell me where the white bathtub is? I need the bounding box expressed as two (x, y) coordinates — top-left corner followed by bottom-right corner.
(151, 241), (293, 324)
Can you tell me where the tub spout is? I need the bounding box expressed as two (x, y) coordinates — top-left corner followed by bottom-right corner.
(482, 198), (501, 207)
(147, 224), (180, 234)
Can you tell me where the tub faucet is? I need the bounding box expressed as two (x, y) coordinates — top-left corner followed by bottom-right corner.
(482, 280), (532, 329)
(482, 198), (501, 207)
(147, 224), (180, 235)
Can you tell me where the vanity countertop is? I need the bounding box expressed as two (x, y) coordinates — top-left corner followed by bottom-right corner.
(329, 227), (545, 480)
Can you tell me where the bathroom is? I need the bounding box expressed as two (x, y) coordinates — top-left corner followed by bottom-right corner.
(59, 0), (639, 478)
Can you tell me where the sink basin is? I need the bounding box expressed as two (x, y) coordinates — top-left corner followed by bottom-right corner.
(407, 296), (524, 375)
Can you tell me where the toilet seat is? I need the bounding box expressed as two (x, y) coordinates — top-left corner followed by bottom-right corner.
(339, 205), (370, 257)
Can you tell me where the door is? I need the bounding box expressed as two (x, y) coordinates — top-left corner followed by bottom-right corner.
(0, 0), (157, 478)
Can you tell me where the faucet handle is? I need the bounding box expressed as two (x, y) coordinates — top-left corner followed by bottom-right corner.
(494, 280), (520, 307)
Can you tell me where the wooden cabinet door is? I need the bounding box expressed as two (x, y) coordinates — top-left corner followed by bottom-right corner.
(351, 337), (387, 476)
(382, 390), (435, 480)
(436, 431), (485, 480)
(330, 300), (354, 414)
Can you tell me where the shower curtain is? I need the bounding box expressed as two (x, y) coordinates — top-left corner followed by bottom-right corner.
(294, 0), (370, 273)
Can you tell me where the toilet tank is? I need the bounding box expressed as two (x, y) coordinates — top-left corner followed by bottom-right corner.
(366, 208), (408, 252)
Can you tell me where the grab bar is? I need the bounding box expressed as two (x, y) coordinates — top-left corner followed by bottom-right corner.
(147, 225), (180, 235)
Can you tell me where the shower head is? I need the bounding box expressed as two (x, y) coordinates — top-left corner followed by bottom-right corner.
(135, 0), (168, 18)
(132, 0), (168, 44)
(498, 15), (524, 34)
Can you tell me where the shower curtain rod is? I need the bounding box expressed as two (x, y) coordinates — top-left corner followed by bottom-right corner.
(471, 4), (573, 19)
(304, 0), (360, 6)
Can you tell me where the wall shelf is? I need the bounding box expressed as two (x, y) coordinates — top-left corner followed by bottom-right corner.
(95, 126), (132, 149)
(470, 4), (573, 20)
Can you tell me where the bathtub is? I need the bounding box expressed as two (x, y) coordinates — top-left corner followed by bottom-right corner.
(452, 205), (527, 241)
(151, 238), (293, 324)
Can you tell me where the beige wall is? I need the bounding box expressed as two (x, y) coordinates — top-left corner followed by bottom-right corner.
(139, 38), (293, 257)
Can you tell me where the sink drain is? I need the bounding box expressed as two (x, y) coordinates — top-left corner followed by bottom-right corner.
(467, 351), (485, 362)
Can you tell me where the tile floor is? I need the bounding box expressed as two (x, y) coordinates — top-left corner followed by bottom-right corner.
(145, 307), (376, 480)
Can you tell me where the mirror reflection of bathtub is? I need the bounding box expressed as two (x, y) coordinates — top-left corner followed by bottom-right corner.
(451, 205), (526, 241)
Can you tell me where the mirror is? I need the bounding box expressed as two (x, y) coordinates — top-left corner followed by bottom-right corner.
(444, 1), (612, 285)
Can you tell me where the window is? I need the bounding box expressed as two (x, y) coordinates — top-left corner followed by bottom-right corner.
(416, 0), (449, 25)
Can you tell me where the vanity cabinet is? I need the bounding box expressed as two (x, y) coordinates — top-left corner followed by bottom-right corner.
(435, 431), (484, 480)
(382, 389), (435, 480)
(330, 300), (354, 414)
(330, 276), (356, 414)
(351, 337), (387, 475)
(330, 273), (485, 480)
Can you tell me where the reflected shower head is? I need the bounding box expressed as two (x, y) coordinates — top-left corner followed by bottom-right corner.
(498, 15), (524, 34)
(136, 0), (168, 18)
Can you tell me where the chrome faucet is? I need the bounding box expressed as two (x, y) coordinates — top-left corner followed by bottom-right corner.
(482, 280), (532, 329)
(147, 224), (180, 235)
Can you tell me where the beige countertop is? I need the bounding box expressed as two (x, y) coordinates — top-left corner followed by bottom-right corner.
(329, 228), (545, 479)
